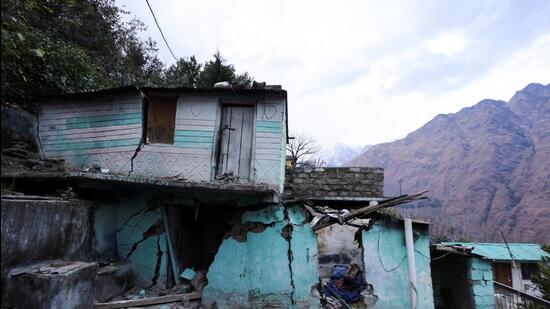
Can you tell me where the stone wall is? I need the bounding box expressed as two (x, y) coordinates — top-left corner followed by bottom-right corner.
(285, 167), (384, 199)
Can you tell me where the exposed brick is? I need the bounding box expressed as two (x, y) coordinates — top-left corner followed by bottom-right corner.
(285, 167), (383, 199)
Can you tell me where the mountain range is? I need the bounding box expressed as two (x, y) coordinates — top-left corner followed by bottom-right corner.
(318, 143), (371, 167)
(348, 83), (550, 243)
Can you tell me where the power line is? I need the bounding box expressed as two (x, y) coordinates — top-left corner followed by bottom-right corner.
(145, 0), (178, 62)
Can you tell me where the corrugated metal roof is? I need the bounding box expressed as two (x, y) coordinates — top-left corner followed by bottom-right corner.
(441, 242), (549, 262)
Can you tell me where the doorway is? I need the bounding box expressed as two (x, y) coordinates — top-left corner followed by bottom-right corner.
(217, 105), (254, 182)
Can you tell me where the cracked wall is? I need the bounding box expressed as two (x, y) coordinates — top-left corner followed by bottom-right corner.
(37, 92), (287, 189)
(202, 205), (319, 309)
(94, 196), (169, 288)
(361, 217), (434, 309)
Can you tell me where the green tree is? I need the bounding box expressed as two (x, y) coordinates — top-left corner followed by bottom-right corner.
(1, 0), (254, 109)
(198, 51), (253, 88)
(163, 56), (202, 88)
(1, 0), (164, 108)
(531, 245), (550, 301)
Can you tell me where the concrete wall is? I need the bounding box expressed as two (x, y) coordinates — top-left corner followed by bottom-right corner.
(469, 258), (495, 309)
(286, 167), (384, 199)
(203, 205), (319, 308)
(1, 196), (93, 302)
(362, 217), (434, 309)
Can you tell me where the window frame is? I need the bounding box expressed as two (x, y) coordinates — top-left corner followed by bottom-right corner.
(146, 95), (178, 145)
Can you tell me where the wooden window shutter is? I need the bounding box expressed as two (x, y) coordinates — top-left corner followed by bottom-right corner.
(147, 96), (177, 144)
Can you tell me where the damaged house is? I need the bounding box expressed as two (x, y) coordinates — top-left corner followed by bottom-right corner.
(431, 242), (550, 309)
(2, 85), (433, 308)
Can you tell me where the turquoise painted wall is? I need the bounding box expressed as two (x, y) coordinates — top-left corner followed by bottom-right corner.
(94, 197), (169, 288)
(362, 218), (434, 309)
(469, 258), (495, 309)
(203, 205), (319, 308)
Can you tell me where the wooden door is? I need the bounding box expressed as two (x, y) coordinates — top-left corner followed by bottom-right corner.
(217, 105), (254, 182)
(492, 262), (512, 286)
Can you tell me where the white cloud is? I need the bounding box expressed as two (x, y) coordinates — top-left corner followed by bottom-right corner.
(117, 0), (550, 147)
(423, 30), (469, 56)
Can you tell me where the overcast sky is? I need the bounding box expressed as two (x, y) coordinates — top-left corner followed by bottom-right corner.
(117, 0), (550, 148)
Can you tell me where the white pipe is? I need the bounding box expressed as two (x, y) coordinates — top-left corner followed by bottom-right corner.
(404, 218), (418, 309)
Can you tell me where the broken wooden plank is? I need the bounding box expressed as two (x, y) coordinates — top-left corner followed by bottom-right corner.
(162, 206), (181, 285)
(312, 191), (428, 231)
(93, 292), (201, 308)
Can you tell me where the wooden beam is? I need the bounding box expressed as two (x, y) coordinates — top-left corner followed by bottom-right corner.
(312, 191), (428, 231)
(94, 292), (201, 308)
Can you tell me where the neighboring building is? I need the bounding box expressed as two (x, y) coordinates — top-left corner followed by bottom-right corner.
(2, 86), (434, 308)
(431, 242), (550, 309)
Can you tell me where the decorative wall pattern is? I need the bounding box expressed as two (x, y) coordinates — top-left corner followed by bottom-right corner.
(39, 92), (287, 188)
(39, 93), (144, 176)
(254, 100), (286, 190)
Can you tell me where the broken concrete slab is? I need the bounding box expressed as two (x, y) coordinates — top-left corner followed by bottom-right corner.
(1, 171), (280, 207)
(5, 260), (98, 309)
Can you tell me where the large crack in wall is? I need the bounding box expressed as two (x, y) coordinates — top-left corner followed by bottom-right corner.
(124, 218), (165, 261)
(281, 220), (296, 305)
(149, 236), (163, 287)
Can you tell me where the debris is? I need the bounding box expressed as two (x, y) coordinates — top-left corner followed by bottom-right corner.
(215, 171), (238, 182)
(180, 268), (196, 281)
(57, 186), (76, 200)
(266, 85), (282, 90)
(213, 81), (232, 88)
(323, 264), (363, 305)
(93, 291), (201, 308)
(310, 191), (428, 231)
(190, 270), (207, 291)
(252, 81), (266, 89)
(84, 164), (110, 174)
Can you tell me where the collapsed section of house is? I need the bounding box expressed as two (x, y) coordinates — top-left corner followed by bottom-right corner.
(1, 85), (444, 308)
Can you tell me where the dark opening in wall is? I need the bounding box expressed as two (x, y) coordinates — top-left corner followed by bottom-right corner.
(165, 204), (233, 276)
(146, 96), (177, 144)
(521, 263), (538, 280)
